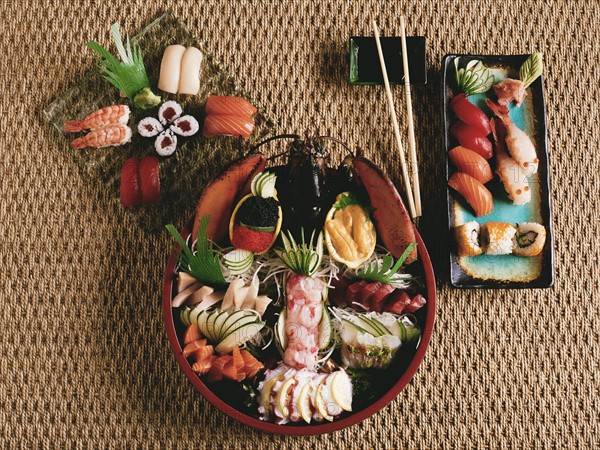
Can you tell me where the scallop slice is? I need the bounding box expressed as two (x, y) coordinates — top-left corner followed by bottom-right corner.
(158, 45), (186, 94)
(178, 46), (203, 95)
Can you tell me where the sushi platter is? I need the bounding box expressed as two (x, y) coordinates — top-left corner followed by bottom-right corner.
(43, 9), (553, 436)
(443, 54), (554, 288)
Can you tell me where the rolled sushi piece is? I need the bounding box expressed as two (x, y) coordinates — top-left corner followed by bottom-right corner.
(482, 222), (516, 255)
(137, 117), (164, 137)
(158, 101), (183, 125)
(454, 221), (483, 256)
(512, 222), (546, 256)
(154, 130), (178, 156)
(170, 115), (199, 137)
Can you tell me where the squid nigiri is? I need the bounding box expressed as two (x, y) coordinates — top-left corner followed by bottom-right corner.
(448, 146), (493, 184)
(206, 96), (257, 117)
(492, 118), (531, 205)
(202, 114), (255, 139)
(178, 46), (203, 95)
(486, 99), (539, 175)
(448, 172), (493, 217)
(158, 45), (186, 94)
(63, 105), (130, 132)
(70, 124), (132, 149)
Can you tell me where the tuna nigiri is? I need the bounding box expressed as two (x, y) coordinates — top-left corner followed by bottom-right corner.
(205, 96), (257, 117)
(448, 172), (494, 217)
(450, 94), (491, 136)
(450, 121), (493, 159)
(63, 105), (130, 132)
(448, 146), (493, 184)
(486, 99), (539, 174)
(202, 114), (255, 139)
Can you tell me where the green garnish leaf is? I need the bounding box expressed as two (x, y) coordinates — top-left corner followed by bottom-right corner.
(275, 229), (324, 277)
(519, 53), (543, 89)
(165, 216), (227, 287)
(454, 58), (495, 95)
(86, 23), (160, 110)
(333, 191), (373, 217)
(356, 243), (417, 284)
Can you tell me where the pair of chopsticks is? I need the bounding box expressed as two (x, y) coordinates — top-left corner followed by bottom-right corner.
(372, 18), (422, 220)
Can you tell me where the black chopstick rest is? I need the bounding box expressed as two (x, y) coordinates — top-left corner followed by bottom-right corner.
(349, 36), (427, 85)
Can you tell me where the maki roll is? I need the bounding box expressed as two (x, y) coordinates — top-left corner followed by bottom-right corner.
(513, 223), (546, 256)
(454, 221), (483, 256)
(170, 115), (199, 137)
(137, 117), (164, 137)
(158, 100), (183, 125)
(154, 130), (178, 156)
(482, 222), (516, 255)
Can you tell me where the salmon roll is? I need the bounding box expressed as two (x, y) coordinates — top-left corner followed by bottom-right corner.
(512, 223), (546, 256)
(454, 221), (483, 256)
(482, 222), (516, 255)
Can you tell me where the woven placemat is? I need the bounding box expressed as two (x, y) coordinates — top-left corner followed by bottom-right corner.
(1, 1), (598, 447)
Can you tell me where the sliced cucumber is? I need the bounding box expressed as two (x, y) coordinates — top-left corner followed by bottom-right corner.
(218, 309), (246, 338)
(196, 310), (211, 337)
(275, 308), (287, 350)
(342, 318), (370, 335)
(189, 306), (203, 328)
(239, 222), (276, 233)
(355, 316), (383, 337)
(219, 312), (258, 342)
(318, 305), (332, 349)
(397, 321), (407, 342)
(365, 316), (392, 336)
(215, 321), (265, 354)
(206, 310), (222, 341)
(180, 307), (191, 326)
(212, 311), (230, 342)
(251, 171), (277, 198)
(223, 249), (254, 275)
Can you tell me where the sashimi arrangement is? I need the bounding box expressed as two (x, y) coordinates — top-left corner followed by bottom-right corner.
(165, 135), (432, 426)
(444, 54), (554, 287)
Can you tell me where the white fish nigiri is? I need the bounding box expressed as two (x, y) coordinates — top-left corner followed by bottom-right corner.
(158, 45), (186, 94)
(487, 99), (539, 175)
(178, 46), (203, 95)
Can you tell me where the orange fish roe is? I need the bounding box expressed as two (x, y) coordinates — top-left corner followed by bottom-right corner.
(231, 223), (275, 253)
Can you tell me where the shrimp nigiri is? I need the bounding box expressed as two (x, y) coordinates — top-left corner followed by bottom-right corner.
(486, 99), (539, 175)
(63, 105), (130, 132)
(70, 124), (132, 149)
(491, 118), (531, 205)
(448, 172), (494, 217)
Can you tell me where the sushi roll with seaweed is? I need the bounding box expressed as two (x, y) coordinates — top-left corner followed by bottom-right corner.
(170, 115), (199, 137)
(155, 130), (178, 156)
(454, 221), (483, 256)
(512, 223), (546, 257)
(137, 117), (164, 137)
(482, 222), (516, 256)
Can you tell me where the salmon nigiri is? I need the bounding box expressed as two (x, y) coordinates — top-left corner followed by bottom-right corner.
(448, 172), (494, 217)
(205, 96), (257, 117)
(448, 146), (493, 184)
(202, 114), (255, 138)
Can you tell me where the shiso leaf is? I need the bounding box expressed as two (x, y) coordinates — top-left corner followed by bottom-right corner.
(519, 53), (543, 89)
(166, 216), (227, 287)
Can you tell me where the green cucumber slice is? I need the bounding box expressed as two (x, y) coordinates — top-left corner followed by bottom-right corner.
(196, 310), (211, 337)
(366, 316), (392, 336)
(219, 313), (258, 343)
(355, 316), (383, 337)
(215, 320), (265, 354)
(318, 305), (332, 349)
(212, 311), (230, 342)
(342, 318), (370, 335)
(223, 249), (254, 275)
(239, 221), (276, 233)
(275, 308), (287, 350)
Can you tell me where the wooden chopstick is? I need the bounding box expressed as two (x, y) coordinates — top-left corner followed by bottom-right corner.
(372, 20), (417, 219)
(400, 16), (422, 217)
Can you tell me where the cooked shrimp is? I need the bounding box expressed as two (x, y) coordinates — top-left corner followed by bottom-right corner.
(492, 118), (531, 205)
(486, 99), (539, 175)
(493, 78), (527, 106)
(63, 105), (130, 132)
(70, 124), (132, 149)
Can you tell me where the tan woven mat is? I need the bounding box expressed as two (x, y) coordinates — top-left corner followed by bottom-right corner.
(1, 0), (598, 447)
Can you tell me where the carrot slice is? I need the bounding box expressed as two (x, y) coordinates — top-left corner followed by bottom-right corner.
(183, 324), (202, 345)
(182, 339), (207, 357)
(240, 349), (264, 377)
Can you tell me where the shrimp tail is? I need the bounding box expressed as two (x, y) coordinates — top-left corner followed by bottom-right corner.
(486, 99), (510, 123)
(63, 120), (84, 133)
(70, 136), (86, 149)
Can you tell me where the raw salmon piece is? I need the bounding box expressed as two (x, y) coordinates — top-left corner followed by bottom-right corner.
(448, 172), (494, 217)
(448, 146), (493, 184)
(205, 96), (257, 117)
(202, 114), (255, 139)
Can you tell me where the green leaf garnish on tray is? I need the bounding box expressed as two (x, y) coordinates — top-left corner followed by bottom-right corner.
(166, 216), (227, 287)
(455, 58), (495, 95)
(276, 229), (324, 277)
(519, 53), (543, 89)
(86, 23), (161, 110)
(357, 243), (417, 284)
(333, 191), (373, 216)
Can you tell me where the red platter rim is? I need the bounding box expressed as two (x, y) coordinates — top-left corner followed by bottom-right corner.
(162, 222), (436, 435)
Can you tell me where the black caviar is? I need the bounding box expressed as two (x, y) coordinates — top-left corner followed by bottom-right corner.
(237, 197), (280, 227)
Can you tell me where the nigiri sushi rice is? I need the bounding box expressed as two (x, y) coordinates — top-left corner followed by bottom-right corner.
(454, 221), (483, 256)
(513, 222), (546, 257)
